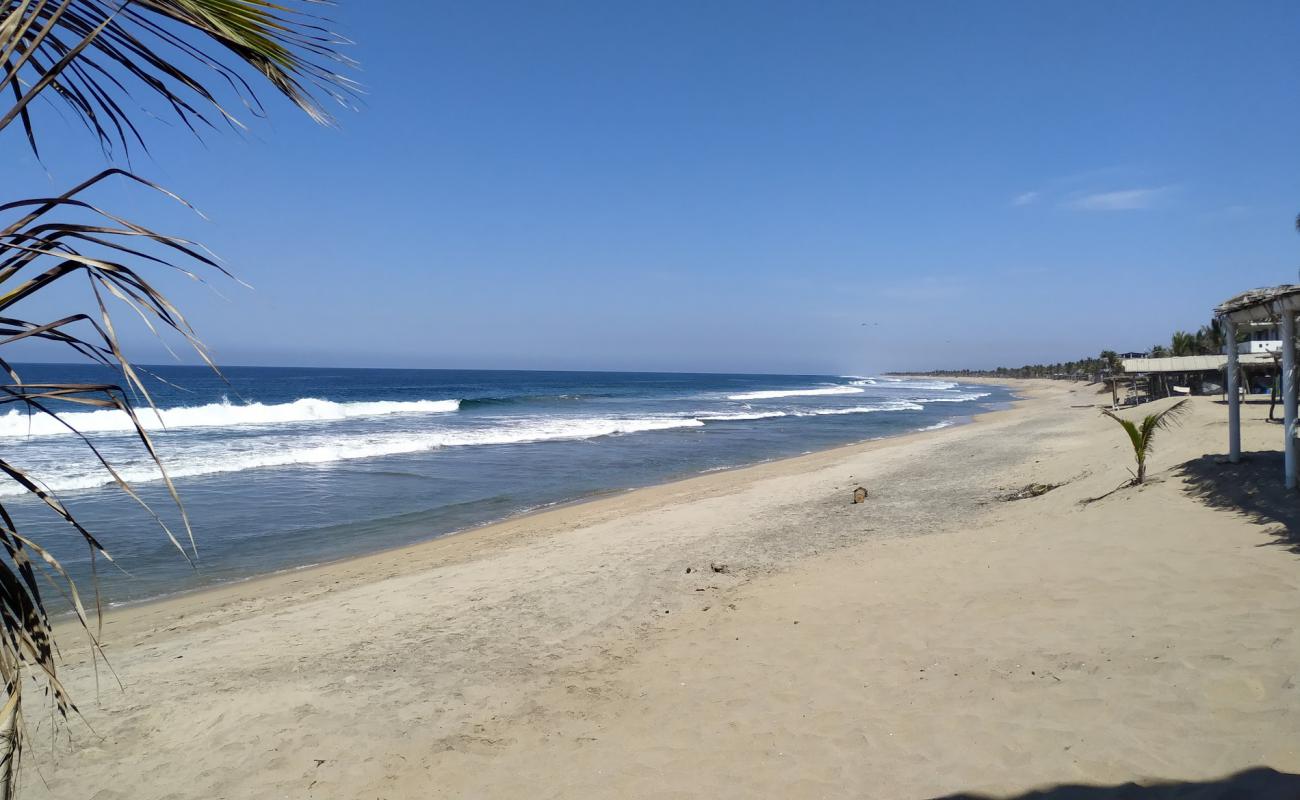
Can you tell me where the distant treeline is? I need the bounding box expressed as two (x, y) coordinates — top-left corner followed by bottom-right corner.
(898, 321), (1231, 380)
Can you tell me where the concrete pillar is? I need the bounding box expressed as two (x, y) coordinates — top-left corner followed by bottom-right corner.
(1283, 311), (1297, 489)
(1225, 317), (1240, 463)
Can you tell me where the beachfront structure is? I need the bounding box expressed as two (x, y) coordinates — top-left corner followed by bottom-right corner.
(1239, 324), (1284, 354)
(1216, 285), (1300, 487)
(1118, 353), (1276, 395)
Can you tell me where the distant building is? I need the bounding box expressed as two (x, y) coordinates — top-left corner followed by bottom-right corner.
(1238, 324), (1283, 354)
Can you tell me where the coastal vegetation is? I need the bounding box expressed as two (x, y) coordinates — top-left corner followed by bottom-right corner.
(0, 1), (353, 793)
(906, 320), (1233, 380)
(1100, 399), (1191, 485)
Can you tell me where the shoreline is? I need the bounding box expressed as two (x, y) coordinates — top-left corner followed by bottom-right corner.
(78, 381), (1027, 631)
(43, 376), (1300, 799)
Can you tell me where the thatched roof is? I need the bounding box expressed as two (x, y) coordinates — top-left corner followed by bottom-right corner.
(1120, 353), (1275, 374)
(1216, 285), (1300, 317)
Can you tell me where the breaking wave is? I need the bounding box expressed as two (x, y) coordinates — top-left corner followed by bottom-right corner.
(727, 386), (865, 401)
(698, 401), (922, 421)
(912, 392), (991, 403)
(794, 402), (923, 415)
(0, 397), (462, 438)
(0, 415), (705, 496)
(876, 379), (959, 390)
(697, 411), (790, 421)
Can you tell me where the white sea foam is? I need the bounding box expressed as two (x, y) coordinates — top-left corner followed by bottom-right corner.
(727, 386), (864, 401)
(0, 415), (703, 496)
(698, 401), (921, 421)
(911, 392), (990, 403)
(697, 411), (790, 421)
(917, 420), (957, 431)
(878, 379), (959, 390)
(0, 397), (461, 438)
(790, 401), (922, 416)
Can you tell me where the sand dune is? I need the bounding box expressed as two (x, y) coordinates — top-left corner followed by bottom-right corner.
(23, 381), (1300, 798)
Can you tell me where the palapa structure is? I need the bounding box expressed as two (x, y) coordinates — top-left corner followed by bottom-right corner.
(1215, 285), (1300, 488)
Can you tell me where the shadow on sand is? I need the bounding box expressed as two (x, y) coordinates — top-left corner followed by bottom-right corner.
(1176, 452), (1300, 551)
(933, 767), (1300, 799)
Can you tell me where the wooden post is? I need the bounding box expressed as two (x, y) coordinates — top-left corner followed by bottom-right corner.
(1225, 317), (1240, 463)
(1282, 312), (1297, 489)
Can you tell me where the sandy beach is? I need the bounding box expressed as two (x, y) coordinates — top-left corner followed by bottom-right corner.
(23, 380), (1300, 799)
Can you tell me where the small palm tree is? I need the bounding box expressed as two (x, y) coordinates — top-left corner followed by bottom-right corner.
(1101, 399), (1191, 485)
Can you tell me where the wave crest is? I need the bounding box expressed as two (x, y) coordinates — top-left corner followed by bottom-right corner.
(792, 402), (922, 416)
(727, 386), (865, 401)
(912, 392), (991, 403)
(0, 415), (704, 495)
(0, 397), (461, 438)
(699, 401), (921, 421)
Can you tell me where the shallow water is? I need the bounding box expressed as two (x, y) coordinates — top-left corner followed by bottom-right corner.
(0, 365), (1012, 607)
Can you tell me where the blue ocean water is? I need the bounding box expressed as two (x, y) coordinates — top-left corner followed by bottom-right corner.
(0, 365), (1012, 607)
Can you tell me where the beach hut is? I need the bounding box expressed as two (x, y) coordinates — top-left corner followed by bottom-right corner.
(1215, 285), (1300, 487)
(1117, 353), (1276, 402)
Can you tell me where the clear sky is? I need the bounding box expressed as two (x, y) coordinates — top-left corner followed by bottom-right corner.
(7, 0), (1299, 374)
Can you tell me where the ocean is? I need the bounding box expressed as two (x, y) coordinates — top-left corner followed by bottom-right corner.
(1, 365), (1013, 608)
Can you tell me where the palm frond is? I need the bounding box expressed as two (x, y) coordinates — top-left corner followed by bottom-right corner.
(1101, 408), (1143, 456)
(1142, 398), (1191, 452)
(1154, 398), (1192, 424)
(0, 170), (227, 790)
(0, 3), (358, 792)
(1102, 399), (1191, 485)
(0, 0), (360, 157)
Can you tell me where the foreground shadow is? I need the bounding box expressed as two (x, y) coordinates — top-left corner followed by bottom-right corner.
(1176, 451), (1300, 549)
(934, 767), (1300, 799)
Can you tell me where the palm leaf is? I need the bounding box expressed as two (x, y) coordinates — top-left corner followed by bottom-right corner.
(0, 0), (359, 157)
(0, 170), (227, 794)
(1154, 398), (1192, 424)
(1101, 399), (1190, 484)
(1101, 408), (1143, 457)
(0, 3), (357, 794)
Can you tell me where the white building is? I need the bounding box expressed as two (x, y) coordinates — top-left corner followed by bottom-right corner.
(1238, 324), (1283, 354)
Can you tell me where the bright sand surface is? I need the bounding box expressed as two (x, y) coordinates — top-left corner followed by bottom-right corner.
(23, 380), (1300, 798)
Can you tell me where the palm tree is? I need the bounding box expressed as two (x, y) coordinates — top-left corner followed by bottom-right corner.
(1197, 321), (1226, 354)
(1101, 399), (1191, 485)
(1170, 331), (1198, 357)
(0, 2), (355, 793)
(1149, 344), (1170, 358)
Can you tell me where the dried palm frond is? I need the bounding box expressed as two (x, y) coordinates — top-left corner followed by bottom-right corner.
(0, 3), (355, 795)
(0, 168), (227, 796)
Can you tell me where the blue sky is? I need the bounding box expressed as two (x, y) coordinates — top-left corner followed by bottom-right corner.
(6, 0), (1299, 374)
